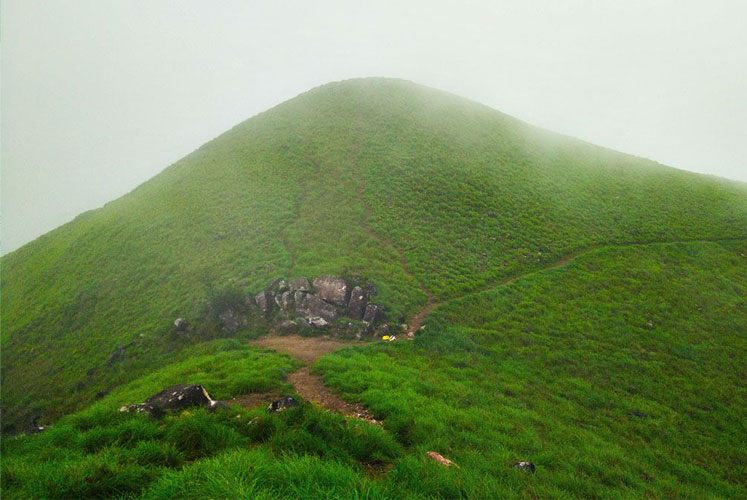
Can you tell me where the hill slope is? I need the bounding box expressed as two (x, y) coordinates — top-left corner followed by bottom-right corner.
(3, 240), (745, 499)
(3, 78), (747, 442)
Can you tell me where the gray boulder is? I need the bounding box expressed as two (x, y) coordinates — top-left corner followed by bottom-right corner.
(513, 462), (536, 474)
(289, 277), (311, 292)
(266, 278), (289, 294)
(277, 320), (298, 332)
(277, 291), (295, 311)
(255, 291), (274, 315)
(120, 384), (219, 419)
(119, 403), (164, 419)
(294, 291), (308, 309)
(363, 303), (381, 324)
(313, 276), (350, 306)
(347, 286), (368, 319)
(299, 294), (339, 322)
(145, 384), (213, 411)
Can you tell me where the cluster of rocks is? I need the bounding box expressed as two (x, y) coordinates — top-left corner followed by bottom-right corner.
(172, 275), (389, 337)
(120, 384), (228, 419)
(249, 275), (386, 334)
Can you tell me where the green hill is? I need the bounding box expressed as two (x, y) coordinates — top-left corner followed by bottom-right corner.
(2, 78), (746, 499)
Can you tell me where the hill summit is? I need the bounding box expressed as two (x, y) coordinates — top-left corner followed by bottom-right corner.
(4, 77), (747, 429)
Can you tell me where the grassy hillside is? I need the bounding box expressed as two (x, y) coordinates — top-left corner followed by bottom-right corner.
(3, 240), (745, 499)
(2, 78), (747, 497)
(318, 239), (747, 499)
(3, 78), (746, 431)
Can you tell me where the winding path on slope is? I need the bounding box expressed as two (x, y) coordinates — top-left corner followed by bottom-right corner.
(407, 235), (747, 333)
(248, 236), (746, 416)
(247, 334), (380, 422)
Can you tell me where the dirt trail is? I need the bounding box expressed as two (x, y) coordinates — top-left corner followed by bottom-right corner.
(251, 334), (352, 364)
(247, 334), (379, 422)
(288, 366), (378, 422)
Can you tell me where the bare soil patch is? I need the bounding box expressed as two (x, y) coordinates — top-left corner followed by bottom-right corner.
(250, 334), (355, 364)
(230, 391), (282, 410)
(288, 366), (380, 423)
(247, 334), (379, 423)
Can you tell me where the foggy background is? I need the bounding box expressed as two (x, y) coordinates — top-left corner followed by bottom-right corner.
(3, 0), (746, 254)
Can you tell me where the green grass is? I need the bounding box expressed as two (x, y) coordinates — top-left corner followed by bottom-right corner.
(314, 240), (747, 499)
(1, 341), (401, 499)
(2, 77), (747, 498)
(4, 240), (744, 499)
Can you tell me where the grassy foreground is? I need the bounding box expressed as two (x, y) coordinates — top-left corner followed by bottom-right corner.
(3, 240), (745, 499)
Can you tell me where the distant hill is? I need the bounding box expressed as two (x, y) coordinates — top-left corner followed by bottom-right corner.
(2, 78), (746, 498)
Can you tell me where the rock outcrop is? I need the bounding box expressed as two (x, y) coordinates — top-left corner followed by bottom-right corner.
(289, 277), (311, 292)
(120, 384), (227, 419)
(145, 384), (213, 411)
(266, 278), (289, 294)
(363, 304), (381, 324)
(178, 275), (388, 338)
(246, 275), (388, 335)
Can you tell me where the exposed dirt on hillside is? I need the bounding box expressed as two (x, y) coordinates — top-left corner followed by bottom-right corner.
(406, 299), (441, 333)
(248, 334), (379, 422)
(230, 391), (282, 410)
(288, 366), (379, 423)
(250, 334), (353, 364)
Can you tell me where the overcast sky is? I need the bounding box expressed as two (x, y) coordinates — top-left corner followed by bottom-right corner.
(3, 0), (747, 254)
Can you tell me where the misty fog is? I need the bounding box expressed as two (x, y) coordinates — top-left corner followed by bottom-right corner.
(2, 0), (746, 253)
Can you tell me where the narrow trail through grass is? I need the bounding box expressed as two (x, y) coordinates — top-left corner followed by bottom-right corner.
(249, 334), (379, 422)
(407, 235), (747, 334)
